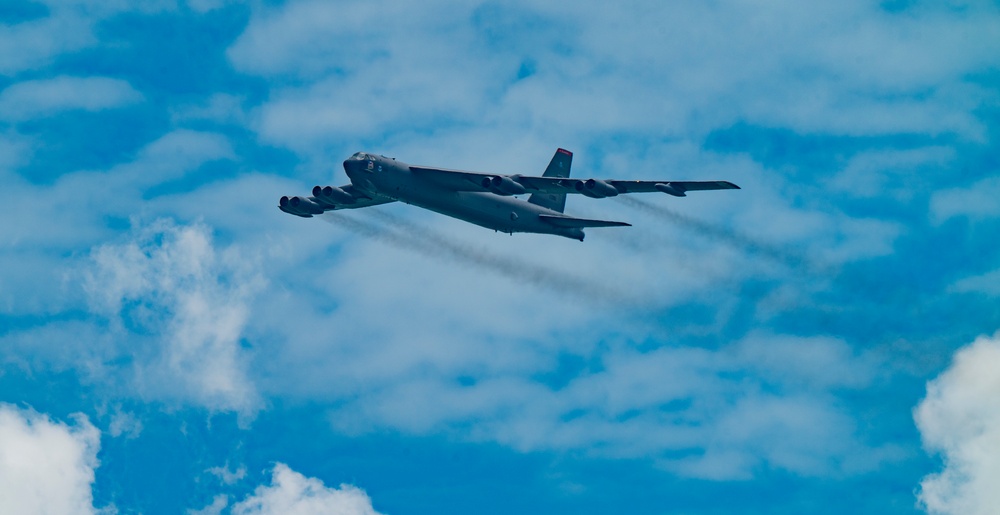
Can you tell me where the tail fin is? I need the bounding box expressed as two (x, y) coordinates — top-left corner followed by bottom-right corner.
(528, 148), (572, 213)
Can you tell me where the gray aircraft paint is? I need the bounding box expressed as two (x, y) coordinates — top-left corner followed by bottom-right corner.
(279, 149), (739, 241)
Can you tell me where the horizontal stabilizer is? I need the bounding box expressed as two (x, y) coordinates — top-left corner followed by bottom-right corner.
(539, 214), (630, 228)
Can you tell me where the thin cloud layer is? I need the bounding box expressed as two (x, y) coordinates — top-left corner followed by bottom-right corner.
(231, 0), (1000, 154)
(0, 76), (142, 121)
(0, 0), (174, 75)
(930, 177), (1000, 223)
(325, 333), (890, 480)
(915, 332), (1000, 515)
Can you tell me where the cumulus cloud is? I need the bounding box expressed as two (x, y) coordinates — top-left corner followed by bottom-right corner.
(86, 219), (263, 418)
(0, 75), (142, 121)
(0, 128), (235, 321)
(915, 332), (1000, 515)
(231, 463), (382, 515)
(0, 404), (103, 514)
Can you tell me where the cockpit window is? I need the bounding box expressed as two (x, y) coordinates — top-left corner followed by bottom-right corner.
(353, 152), (368, 160)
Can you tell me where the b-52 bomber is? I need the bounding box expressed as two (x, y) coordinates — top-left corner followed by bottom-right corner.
(279, 149), (739, 241)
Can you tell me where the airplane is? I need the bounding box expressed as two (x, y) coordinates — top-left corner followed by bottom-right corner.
(278, 149), (739, 241)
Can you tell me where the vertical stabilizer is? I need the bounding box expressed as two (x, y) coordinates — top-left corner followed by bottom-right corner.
(528, 148), (572, 213)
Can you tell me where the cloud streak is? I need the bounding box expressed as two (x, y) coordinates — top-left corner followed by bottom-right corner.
(0, 76), (142, 121)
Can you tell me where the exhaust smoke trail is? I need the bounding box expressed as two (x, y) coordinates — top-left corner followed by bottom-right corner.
(615, 196), (828, 274)
(323, 210), (636, 306)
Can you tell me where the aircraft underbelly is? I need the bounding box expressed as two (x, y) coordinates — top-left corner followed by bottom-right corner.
(396, 188), (554, 234)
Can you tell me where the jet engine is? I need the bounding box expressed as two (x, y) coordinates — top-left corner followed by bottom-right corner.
(311, 185), (356, 206)
(279, 196), (307, 217)
(575, 178), (619, 198)
(282, 195), (324, 215)
(481, 175), (527, 196)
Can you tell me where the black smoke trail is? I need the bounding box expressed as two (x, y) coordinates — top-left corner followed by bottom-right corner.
(324, 211), (637, 306)
(615, 196), (828, 274)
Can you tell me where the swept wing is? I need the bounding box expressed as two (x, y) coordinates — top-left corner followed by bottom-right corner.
(408, 166), (739, 198)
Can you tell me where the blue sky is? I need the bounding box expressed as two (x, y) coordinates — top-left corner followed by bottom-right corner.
(1, 0), (999, 513)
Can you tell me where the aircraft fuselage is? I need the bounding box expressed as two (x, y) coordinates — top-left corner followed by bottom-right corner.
(344, 154), (585, 240)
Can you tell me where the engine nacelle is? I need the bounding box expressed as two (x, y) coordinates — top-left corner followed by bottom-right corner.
(654, 182), (687, 197)
(312, 185), (356, 206)
(288, 195), (324, 215)
(481, 175), (527, 196)
(279, 196), (310, 217)
(575, 178), (619, 198)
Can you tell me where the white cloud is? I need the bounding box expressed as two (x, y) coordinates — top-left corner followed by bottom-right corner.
(0, 129), (233, 257)
(231, 0), (1000, 156)
(318, 329), (889, 479)
(0, 128), (33, 170)
(734, 333), (878, 390)
(189, 495), (229, 515)
(0, 76), (142, 121)
(0, 404), (102, 515)
(127, 129), (236, 185)
(107, 409), (143, 439)
(0, 11), (96, 76)
(829, 146), (954, 200)
(85, 219), (263, 418)
(172, 93), (248, 125)
(231, 463), (382, 515)
(208, 463), (247, 485)
(0, 1), (175, 75)
(186, 0), (246, 13)
(930, 177), (1000, 223)
(915, 332), (1000, 515)
(949, 269), (1000, 297)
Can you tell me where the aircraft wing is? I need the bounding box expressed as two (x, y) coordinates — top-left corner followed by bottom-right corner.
(409, 166), (738, 198)
(517, 177), (740, 197)
(278, 184), (395, 218)
(409, 166), (501, 190)
(605, 180), (739, 196)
